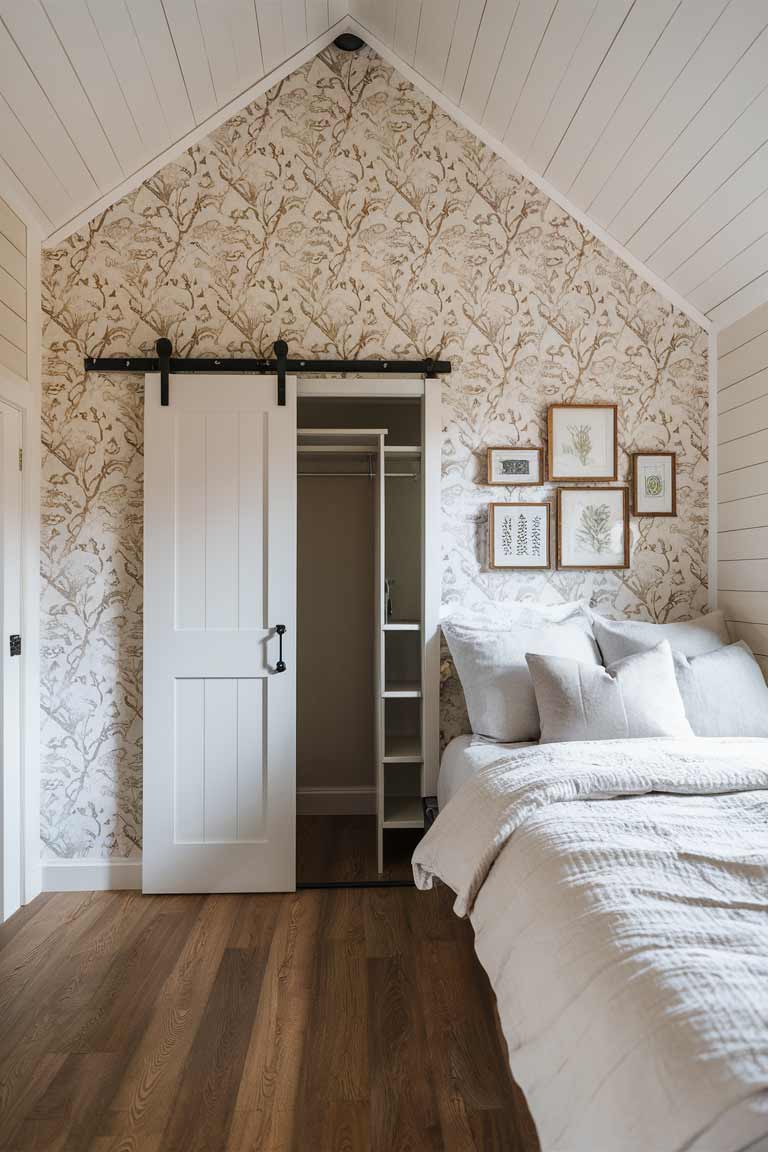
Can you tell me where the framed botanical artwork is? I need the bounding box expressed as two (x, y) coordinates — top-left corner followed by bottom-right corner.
(547, 403), (618, 481)
(632, 451), (676, 516)
(557, 487), (629, 570)
(486, 445), (543, 486)
(489, 502), (550, 569)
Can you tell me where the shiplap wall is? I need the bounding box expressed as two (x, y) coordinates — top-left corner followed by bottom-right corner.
(718, 301), (768, 678)
(0, 195), (26, 381)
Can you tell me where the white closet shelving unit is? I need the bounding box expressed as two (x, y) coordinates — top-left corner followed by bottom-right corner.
(377, 442), (424, 869)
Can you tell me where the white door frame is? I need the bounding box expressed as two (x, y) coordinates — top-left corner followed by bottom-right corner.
(297, 376), (442, 796)
(0, 395), (22, 920)
(0, 367), (41, 917)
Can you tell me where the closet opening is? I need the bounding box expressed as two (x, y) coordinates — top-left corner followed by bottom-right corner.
(295, 395), (429, 885)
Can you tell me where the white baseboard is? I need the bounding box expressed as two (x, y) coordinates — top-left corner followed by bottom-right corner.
(41, 795), (375, 891)
(42, 856), (142, 892)
(297, 786), (376, 815)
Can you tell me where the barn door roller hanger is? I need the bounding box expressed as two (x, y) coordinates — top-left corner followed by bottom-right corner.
(84, 338), (451, 406)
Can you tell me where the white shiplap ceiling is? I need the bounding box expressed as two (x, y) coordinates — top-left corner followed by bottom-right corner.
(1, 1), (768, 331)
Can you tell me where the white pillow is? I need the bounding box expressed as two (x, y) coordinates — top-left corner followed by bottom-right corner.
(592, 609), (729, 665)
(526, 641), (693, 743)
(673, 641), (768, 737)
(442, 601), (600, 742)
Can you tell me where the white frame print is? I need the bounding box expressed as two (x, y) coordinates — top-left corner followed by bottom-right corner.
(489, 502), (550, 569)
(557, 487), (629, 571)
(486, 445), (543, 486)
(632, 451), (676, 516)
(548, 403), (618, 481)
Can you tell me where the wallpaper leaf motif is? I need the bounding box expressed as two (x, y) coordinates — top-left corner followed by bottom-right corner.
(41, 46), (709, 859)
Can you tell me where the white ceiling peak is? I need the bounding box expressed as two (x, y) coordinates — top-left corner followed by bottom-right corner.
(3, 1), (768, 330)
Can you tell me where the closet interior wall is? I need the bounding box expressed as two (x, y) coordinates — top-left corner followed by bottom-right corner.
(296, 424), (376, 807)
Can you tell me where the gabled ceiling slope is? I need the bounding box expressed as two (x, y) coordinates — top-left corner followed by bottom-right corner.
(1, 0), (766, 331)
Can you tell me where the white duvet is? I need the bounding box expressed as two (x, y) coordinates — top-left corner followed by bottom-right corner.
(412, 738), (768, 1152)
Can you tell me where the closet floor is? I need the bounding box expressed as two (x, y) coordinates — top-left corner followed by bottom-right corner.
(297, 814), (422, 884)
(0, 886), (538, 1151)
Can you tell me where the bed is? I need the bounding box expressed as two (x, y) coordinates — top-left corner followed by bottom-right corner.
(414, 736), (768, 1152)
(436, 734), (535, 811)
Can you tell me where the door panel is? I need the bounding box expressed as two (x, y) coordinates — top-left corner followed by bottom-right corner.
(143, 374), (296, 892)
(172, 676), (266, 843)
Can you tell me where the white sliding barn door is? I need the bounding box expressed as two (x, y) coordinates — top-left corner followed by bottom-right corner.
(143, 374), (296, 893)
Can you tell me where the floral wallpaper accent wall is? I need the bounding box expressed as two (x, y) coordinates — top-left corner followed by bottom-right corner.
(42, 46), (709, 859)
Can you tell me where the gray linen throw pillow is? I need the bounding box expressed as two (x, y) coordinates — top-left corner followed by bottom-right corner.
(526, 641), (693, 743)
(672, 641), (768, 737)
(591, 610), (729, 665)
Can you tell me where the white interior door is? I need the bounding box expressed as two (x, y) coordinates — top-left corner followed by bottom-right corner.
(143, 373), (296, 893)
(0, 399), (22, 921)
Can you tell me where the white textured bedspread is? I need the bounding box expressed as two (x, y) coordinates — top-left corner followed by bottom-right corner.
(412, 738), (768, 1152)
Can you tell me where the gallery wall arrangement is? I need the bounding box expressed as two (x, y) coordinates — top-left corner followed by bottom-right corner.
(41, 45), (708, 859)
(483, 402), (677, 575)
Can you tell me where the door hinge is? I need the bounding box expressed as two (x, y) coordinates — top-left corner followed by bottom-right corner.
(9, 634), (21, 657)
(18, 447), (22, 470)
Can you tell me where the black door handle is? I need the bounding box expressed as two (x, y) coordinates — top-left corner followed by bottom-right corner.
(275, 625), (286, 672)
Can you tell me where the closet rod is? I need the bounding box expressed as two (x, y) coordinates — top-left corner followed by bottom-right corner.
(298, 471), (419, 478)
(297, 445), (383, 454)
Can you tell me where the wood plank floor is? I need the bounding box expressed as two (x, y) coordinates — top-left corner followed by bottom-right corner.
(0, 885), (538, 1151)
(297, 814), (421, 883)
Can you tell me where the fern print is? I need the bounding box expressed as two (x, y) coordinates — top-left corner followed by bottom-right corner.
(563, 424), (593, 466)
(530, 514), (542, 558)
(515, 513), (528, 556)
(501, 514), (514, 557)
(576, 503), (612, 554)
